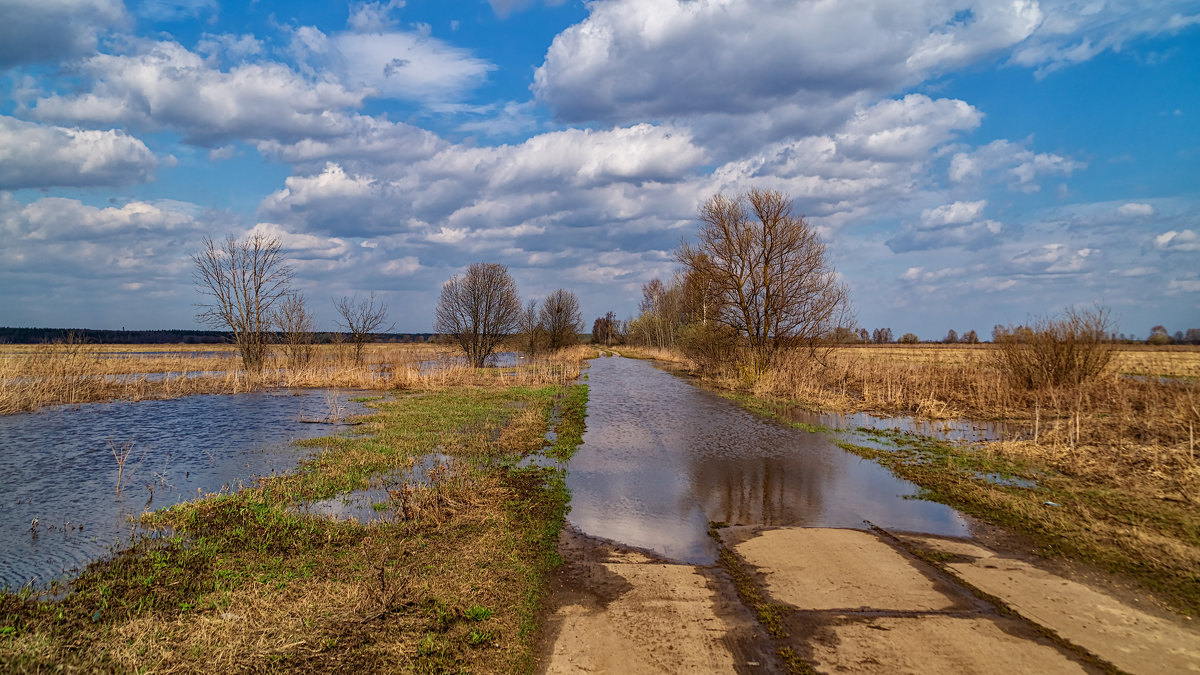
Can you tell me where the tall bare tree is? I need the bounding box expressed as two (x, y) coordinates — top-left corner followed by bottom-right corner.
(540, 288), (583, 350)
(592, 310), (619, 346)
(193, 233), (293, 372)
(334, 291), (394, 365)
(518, 298), (542, 356)
(274, 290), (316, 367)
(678, 188), (850, 372)
(434, 263), (522, 367)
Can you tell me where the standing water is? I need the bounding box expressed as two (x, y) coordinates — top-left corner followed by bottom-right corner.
(566, 356), (969, 563)
(0, 390), (367, 591)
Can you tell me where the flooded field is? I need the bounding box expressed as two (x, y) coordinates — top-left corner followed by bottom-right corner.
(0, 390), (368, 591)
(566, 356), (970, 563)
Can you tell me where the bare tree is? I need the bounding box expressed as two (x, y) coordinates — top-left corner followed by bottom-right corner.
(540, 288), (583, 350)
(274, 290), (316, 367)
(193, 233), (293, 372)
(592, 310), (619, 346)
(518, 298), (543, 356)
(434, 263), (522, 367)
(334, 292), (394, 365)
(677, 188), (850, 372)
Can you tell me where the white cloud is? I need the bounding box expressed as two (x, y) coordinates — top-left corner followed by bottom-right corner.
(32, 40), (369, 146)
(0, 0), (126, 68)
(247, 222), (351, 259)
(1117, 202), (1155, 217)
(533, 0), (1040, 125)
(949, 139), (1082, 192)
(836, 95), (982, 161)
(922, 200), (988, 226)
(347, 1), (406, 33)
(328, 30), (495, 103)
(1155, 229), (1199, 252)
(1011, 1), (1200, 76)
(0, 115), (158, 189)
(1167, 279), (1200, 293)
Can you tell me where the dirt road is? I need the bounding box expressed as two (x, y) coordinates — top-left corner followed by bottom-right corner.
(538, 523), (1200, 674)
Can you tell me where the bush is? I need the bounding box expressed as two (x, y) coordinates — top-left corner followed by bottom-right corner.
(993, 306), (1115, 390)
(898, 333), (920, 344)
(678, 321), (740, 377)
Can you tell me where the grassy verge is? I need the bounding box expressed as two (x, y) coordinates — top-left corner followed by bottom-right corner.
(727, 392), (1200, 618)
(0, 383), (587, 673)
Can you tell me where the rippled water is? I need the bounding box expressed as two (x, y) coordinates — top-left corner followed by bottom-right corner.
(565, 356), (969, 564)
(0, 390), (367, 590)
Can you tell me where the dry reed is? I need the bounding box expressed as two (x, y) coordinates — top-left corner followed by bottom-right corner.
(0, 342), (589, 415)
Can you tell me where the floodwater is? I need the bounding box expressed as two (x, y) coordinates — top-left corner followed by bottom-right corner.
(565, 356), (970, 564)
(0, 390), (367, 591)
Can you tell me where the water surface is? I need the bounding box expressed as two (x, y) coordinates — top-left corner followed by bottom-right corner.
(565, 356), (969, 564)
(0, 390), (367, 590)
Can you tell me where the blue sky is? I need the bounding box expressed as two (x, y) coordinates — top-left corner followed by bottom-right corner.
(1, 0), (1197, 338)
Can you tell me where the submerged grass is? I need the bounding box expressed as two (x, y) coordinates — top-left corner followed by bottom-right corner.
(0, 381), (587, 673)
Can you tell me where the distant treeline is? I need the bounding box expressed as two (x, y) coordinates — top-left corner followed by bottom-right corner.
(0, 327), (438, 345)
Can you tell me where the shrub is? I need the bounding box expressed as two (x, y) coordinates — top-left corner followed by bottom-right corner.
(993, 306), (1115, 390)
(898, 333), (920, 344)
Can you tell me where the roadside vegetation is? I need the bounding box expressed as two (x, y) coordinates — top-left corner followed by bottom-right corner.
(0, 359), (591, 672)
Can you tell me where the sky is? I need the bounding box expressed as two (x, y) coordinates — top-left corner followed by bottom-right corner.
(1, 0), (1198, 339)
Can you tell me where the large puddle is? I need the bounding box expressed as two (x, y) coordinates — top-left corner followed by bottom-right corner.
(566, 356), (969, 564)
(0, 390), (368, 591)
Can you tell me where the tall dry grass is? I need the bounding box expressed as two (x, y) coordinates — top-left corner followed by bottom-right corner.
(0, 342), (589, 415)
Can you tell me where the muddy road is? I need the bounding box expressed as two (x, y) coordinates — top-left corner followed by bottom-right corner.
(538, 355), (1200, 674)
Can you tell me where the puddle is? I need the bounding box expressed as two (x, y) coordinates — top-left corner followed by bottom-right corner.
(566, 357), (970, 565)
(775, 406), (1021, 443)
(974, 472), (1038, 489)
(297, 452), (454, 523)
(419, 351), (522, 375)
(0, 390), (370, 591)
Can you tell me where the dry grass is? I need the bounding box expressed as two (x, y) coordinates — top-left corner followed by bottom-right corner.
(0, 342), (591, 414)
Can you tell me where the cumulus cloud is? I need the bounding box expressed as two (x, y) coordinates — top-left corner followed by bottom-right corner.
(1155, 229), (1199, 252)
(347, 1), (406, 33)
(533, 0), (1041, 125)
(260, 123), (708, 239)
(0, 116), (158, 189)
(836, 95), (982, 161)
(0, 0), (126, 68)
(886, 200), (1004, 252)
(949, 139), (1083, 192)
(1118, 202), (1155, 217)
(32, 40), (370, 146)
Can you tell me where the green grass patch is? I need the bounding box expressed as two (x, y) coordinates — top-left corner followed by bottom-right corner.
(545, 384), (588, 461)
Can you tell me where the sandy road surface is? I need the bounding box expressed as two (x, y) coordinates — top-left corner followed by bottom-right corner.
(539, 525), (1200, 674)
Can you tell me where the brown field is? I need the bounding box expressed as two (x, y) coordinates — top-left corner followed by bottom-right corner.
(0, 342), (590, 415)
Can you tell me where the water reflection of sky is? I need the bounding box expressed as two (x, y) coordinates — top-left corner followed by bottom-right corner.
(0, 390), (367, 590)
(566, 357), (969, 564)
